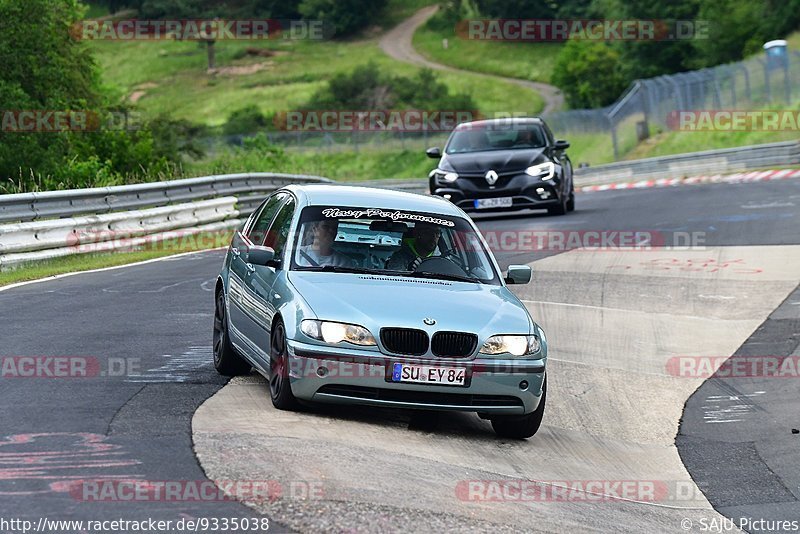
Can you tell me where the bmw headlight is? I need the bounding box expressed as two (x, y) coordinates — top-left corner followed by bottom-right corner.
(300, 320), (376, 346)
(524, 162), (555, 180)
(479, 335), (541, 357)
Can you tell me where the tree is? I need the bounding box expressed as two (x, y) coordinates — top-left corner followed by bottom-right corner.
(552, 39), (628, 108)
(692, 0), (800, 67)
(298, 0), (387, 37)
(476, 0), (556, 19)
(0, 0), (200, 190)
(0, 0), (103, 182)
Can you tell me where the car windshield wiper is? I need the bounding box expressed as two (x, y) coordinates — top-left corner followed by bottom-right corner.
(402, 270), (480, 284)
(295, 265), (379, 274)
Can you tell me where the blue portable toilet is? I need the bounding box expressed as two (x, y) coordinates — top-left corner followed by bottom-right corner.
(763, 39), (788, 69)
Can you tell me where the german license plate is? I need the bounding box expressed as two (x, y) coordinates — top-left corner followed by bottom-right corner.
(475, 197), (513, 209)
(391, 363), (466, 386)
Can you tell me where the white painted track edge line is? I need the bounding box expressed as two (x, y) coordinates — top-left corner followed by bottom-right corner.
(0, 247), (227, 293)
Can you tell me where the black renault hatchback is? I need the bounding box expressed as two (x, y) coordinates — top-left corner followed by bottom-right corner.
(426, 118), (574, 215)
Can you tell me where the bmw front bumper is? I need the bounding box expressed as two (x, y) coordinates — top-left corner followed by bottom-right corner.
(286, 340), (546, 415)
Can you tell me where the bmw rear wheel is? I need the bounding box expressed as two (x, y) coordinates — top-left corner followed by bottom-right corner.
(213, 290), (252, 377)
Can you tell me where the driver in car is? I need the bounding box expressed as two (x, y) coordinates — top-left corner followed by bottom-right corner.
(514, 129), (538, 147)
(296, 219), (355, 267)
(386, 222), (442, 271)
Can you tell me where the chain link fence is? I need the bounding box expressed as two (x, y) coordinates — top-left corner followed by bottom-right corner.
(205, 49), (799, 161)
(547, 49), (800, 160)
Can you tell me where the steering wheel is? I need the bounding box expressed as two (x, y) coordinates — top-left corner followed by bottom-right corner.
(413, 256), (470, 277)
(440, 249), (468, 270)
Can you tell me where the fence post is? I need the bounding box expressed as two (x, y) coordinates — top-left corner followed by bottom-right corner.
(640, 81), (651, 125)
(784, 60), (791, 103)
(759, 58), (771, 103)
(727, 66), (737, 107)
(711, 69), (723, 108)
(740, 64), (752, 103)
(672, 78), (685, 111)
(608, 113), (619, 161)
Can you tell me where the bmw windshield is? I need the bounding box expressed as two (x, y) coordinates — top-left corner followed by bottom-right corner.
(290, 206), (501, 285)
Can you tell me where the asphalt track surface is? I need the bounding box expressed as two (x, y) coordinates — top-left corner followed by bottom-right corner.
(1, 179), (798, 532)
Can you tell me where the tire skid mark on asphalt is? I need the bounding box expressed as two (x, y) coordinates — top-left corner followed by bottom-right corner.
(126, 346), (214, 384)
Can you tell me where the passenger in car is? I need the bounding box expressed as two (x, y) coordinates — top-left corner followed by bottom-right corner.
(297, 219), (356, 267)
(385, 222), (442, 270)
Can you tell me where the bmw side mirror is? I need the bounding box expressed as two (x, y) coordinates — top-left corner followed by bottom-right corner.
(554, 140), (570, 150)
(246, 245), (276, 267)
(505, 265), (532, 285)
(426, 147), (442, 159)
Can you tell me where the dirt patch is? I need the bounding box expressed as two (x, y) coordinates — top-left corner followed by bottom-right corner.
(244, 47), (275, 58)
(207, 61), (273, 76)
(128, 82), (159, 103)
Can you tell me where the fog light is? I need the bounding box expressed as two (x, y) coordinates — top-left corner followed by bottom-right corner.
(443, 194), (452, 200)
(519, 380), (529, 390)
(535, 187), (551, 200)
(317, 366), (329, 377)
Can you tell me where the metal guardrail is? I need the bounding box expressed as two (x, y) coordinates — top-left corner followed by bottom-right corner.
(573, 140), (800, 185)
(340, 140), (800, 192)
(0, 172), (331, 224)
(1, 140), (798, 227)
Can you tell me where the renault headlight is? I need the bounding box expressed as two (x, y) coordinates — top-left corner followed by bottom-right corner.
(433, 169), (459, 183)
(524, 162), (555, 180)
(479, 335), (541, 357)
(300, 320), (376, 346)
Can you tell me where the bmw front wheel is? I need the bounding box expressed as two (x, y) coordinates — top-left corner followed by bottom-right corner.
(490, 377), (546, 439)
(269, 319), (299, 410)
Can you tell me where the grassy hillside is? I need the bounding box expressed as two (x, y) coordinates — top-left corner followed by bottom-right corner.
(83, 0), (547, 181)
(89, 32), (544, 127)
(83, 1), (799, 179)
(412, 26), (560, 84)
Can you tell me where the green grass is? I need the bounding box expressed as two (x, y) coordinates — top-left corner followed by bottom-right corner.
(90, 34), (543, 127)
(83, 3), (109, 19)
(188, 145), (437, 181)
(626, 128), (800, 161)
(413, 27), (561, 84)
(0, 229), (233, 286)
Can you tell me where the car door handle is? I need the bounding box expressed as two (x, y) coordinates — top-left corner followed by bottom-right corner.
(231, 247), (241, 257)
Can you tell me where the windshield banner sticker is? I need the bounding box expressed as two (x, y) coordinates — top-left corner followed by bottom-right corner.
(321, 208), (455, 227)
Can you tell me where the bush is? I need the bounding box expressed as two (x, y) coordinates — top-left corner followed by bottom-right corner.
(224, 105), (269, 136)
(307, 62), (477, 113)
(424, 0), (480, 32)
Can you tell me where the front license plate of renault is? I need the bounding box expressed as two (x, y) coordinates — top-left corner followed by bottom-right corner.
(475, 197), (513, 209)
(391, 363), (467, 386)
